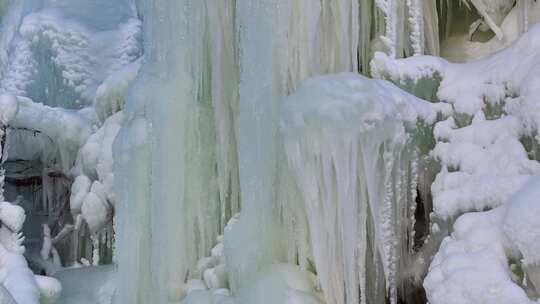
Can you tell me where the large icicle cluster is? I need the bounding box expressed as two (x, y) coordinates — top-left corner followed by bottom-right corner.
(282, 73), (447, 304)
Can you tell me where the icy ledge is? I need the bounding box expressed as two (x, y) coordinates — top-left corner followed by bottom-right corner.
(282, 73), (449, 304)
(425, 175), (540, 304)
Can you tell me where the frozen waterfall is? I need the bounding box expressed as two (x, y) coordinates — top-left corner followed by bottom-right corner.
(0, 0), (539, 303)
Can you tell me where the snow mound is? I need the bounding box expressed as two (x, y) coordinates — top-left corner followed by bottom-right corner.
(0, 201), (25, 233)
(425, 176), (540, 304)
(431, 113), (540, 219)
(8, 96), (93, 172)
(72, 112), (124, 233)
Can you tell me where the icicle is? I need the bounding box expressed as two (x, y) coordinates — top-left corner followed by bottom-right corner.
(91, 235), (100, 266)
(41, 224), (52, 261)
(521, 0), (531, 33)
(207, 0), (240, 232)
(376, 0), (398, 57)
(407, 0), (424, 55)
(282, 73), (435, 304)
(422, 0), (439, 56)
(358, 0), (373, 73)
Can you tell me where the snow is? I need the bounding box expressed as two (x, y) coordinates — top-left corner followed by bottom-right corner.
(503, 177), (540, 266)
(71, 111), (124, 233)
(370, 13), (540, 304)
(1, 7), (142, 108)
(0, 201), (25, 233)
(54, 265), (115, 304)
(372, 23), (540, 117)
(94, 60), (140, 124)
(34, 275), (62, 303)
(70, 175), (92, 215)
(0, 201), (61, 304)
(424, 176), (540, 304)
(8, 96), (93, 172)
(0, 94), (18, 125)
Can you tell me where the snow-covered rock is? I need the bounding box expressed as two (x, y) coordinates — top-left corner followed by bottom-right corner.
(425, 176), (540, 304)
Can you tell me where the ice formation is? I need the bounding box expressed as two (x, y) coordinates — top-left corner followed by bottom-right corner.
(0, 200), (62, 304)
(1, 0), (540, 303)
(281, 73), (448, 304)
(110, 1), (540, 304)
(0, 0), (141, 301)
(370, 9), (540, 303)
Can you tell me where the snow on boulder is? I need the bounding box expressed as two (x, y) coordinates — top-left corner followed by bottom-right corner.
(503, 177), (540, 266)
(425, 175), (540, 304)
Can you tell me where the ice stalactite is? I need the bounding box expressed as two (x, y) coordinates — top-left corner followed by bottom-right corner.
(376, 0), (399, 58)
(372, 0), (438, 59)
(407, 0), (424, 55)
(207, 1), (240, 231)
(114, 0), (239, 302)
(282, 73), (447, 304)
(423, 0), (440, 56)
(226, 0), (361, 295)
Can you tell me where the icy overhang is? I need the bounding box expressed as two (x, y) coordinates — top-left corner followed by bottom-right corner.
(281, 73), (450, 139)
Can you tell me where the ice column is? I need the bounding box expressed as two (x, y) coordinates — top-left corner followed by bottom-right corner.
(114, 0), (239, 303)
(225, 0), (360, 293)
(282, 74), (431, 304)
